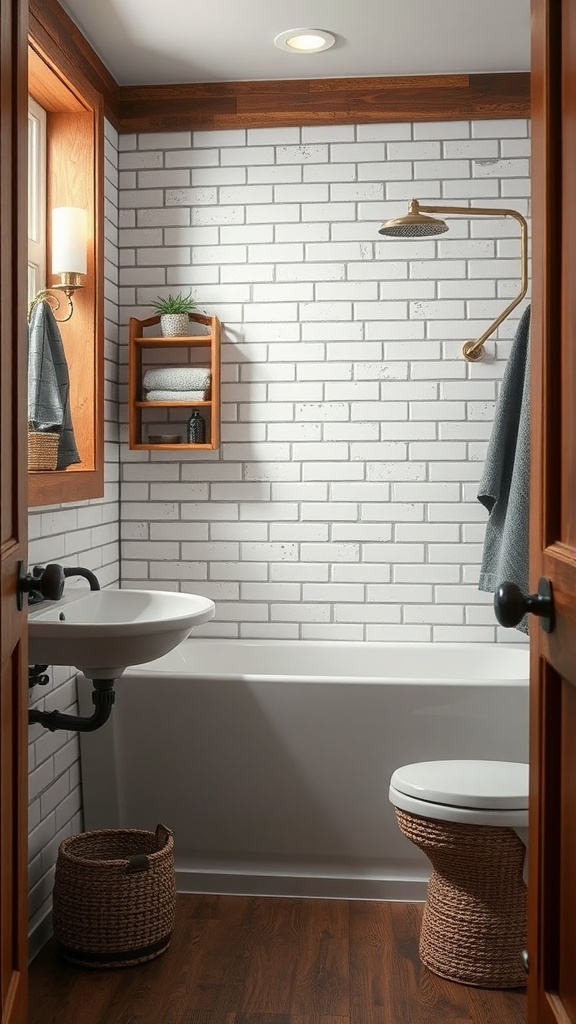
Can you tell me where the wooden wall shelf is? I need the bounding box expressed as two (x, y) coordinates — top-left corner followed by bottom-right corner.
(128, 313), (221, 450)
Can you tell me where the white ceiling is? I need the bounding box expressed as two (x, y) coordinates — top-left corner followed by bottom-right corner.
(58, 0), (531, 87)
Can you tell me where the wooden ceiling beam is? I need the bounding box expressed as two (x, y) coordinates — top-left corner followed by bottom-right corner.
(30, 0), (530, 133)
(118, 72), (530, 134)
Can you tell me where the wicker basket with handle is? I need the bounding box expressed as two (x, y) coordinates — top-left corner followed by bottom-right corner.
(53, 824), (176, 968)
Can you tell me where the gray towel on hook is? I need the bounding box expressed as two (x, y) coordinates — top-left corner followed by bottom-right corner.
(28, 299), (81, 469)
(477, 305), (531, 633)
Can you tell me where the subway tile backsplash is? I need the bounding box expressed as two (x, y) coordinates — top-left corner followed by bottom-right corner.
(118, 117), (530, 647)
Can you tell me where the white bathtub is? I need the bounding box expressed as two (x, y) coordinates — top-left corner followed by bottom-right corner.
(78, 640), (529, 901)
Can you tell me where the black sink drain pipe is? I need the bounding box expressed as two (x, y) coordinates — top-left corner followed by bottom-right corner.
(29, 679), (116, 732)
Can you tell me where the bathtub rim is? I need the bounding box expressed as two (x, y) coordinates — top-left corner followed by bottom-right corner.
(122, 638), (530, 686)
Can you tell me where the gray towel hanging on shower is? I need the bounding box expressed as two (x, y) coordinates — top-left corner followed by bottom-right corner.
(477, 305), (530, 633)
(28, 299), (81, 469)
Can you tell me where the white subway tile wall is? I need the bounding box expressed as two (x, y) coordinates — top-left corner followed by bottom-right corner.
(118, 118), (530, 646)
(27, 120), (120, 952)
(27, 116), (531, 944)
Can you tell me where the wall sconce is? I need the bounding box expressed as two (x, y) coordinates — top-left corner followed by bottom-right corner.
(29, 206), (87, 323)
(378, 200), (528, 361)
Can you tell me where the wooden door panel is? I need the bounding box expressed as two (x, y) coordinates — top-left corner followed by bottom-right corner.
(0, 0), (29, 1022)
(0, 655), (26, 1024)
(560, 0), (576, 547)
(559, 678), (576, 1019)
(528, 654), (559, 1024)
(530, 0), (576, 1021)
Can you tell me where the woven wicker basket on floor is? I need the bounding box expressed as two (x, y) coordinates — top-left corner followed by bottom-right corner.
(28, 431), (60, 471)
(395, 808), (527, 988)
(53, 825), (176, 968)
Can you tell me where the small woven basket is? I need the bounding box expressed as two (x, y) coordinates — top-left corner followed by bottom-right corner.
(28, 431), (60, 471)
(53, 824), (176, 968)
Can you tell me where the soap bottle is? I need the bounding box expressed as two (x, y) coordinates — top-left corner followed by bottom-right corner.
(187, 409), (206, 444)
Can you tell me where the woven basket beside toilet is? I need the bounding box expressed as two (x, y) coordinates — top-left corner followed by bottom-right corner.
(389, 760), (529, 989)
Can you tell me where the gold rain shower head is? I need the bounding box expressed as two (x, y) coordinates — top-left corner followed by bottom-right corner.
(378, 200), (448, 238)
(378, 199), (528, 361)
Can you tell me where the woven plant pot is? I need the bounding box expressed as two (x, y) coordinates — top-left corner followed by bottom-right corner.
(53, 824), (176, 968)
(160, 313), (189, 337)
(28, 431), (60, 471)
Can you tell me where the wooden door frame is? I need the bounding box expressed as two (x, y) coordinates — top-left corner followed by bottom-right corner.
(2, 2), (569, 1023)
(527, 0), (558, 997)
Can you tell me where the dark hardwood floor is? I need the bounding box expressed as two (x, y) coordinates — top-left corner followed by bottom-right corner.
(29, 895), (526, 1024)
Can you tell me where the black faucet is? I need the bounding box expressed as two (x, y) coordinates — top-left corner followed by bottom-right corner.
(62, 566), (101, 591)
(23, 563), (101, 605)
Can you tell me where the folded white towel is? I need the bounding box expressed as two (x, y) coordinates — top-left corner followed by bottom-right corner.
(142, 366), (211, 391)
(145, 389), (207, 402)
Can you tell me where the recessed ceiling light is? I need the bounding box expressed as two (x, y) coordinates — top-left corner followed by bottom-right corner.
(274, 29), (336, 54)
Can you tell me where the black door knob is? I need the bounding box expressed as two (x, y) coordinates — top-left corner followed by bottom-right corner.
(494, 578), (554, 633)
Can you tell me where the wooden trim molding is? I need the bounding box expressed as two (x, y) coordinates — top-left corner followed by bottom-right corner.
(117, 72), (530, 134)
(28, 0), (120, 128)
(28, 40), (105, 508)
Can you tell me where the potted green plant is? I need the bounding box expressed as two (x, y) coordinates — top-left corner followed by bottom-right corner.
(151, 292), (200, 337)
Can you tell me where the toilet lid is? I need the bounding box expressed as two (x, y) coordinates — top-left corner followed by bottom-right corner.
(390, 760), (529, 810)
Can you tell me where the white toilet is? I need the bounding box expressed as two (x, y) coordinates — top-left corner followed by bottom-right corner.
(389, 759), (529, 989)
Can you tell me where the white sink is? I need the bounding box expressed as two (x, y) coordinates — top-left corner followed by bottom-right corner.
(28, 589), (215, 679)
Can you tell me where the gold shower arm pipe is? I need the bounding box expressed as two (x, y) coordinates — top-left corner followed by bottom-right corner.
(417, 203), (529, 362)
